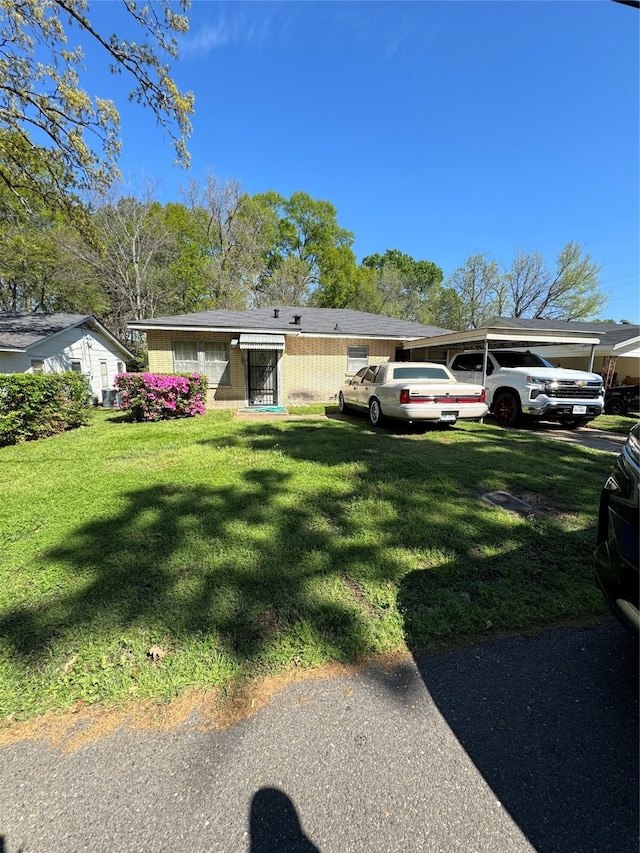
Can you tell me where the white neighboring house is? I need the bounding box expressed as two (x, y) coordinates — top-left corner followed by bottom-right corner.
(0, 313), (134, 404)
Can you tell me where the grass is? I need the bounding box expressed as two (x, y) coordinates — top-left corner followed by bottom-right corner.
(589, 412), (639, 435)
(0, 408), (616, 723)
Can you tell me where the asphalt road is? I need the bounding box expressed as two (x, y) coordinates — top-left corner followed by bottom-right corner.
(0, 619), (637, 853)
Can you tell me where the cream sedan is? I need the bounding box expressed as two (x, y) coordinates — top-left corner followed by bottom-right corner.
(338, 362), (488, 427)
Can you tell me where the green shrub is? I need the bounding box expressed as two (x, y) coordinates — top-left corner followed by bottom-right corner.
(0, 373), (90, 446)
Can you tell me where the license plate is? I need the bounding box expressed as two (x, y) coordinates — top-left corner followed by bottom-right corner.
(441, 411), (457, 422)
(572, 405), (587, 414)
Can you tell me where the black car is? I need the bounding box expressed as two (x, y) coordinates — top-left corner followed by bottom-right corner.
(604, 383), (640, 416)
(594, 423), (640, 634)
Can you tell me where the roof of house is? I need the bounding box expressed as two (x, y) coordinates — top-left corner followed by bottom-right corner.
(0, 312), (133, 357)
(489, 317), (640, 348)
(129, 307), (453, 340)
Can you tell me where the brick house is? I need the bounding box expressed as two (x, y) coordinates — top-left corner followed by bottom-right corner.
(129, 307), (451, 409)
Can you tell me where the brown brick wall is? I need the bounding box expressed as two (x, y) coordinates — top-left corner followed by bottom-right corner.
(146, 330), (246, 409)
(146, 331), (400, 409)
(281, 336), (397, 404)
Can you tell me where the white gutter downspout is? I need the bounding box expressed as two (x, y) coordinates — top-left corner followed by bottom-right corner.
(588, 344), (596, 373)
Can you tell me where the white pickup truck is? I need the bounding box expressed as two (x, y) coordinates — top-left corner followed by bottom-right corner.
(448, 349), (604, 428)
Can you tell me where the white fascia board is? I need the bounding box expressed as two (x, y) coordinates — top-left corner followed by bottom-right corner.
(17, 316), (91, 351)
(89, 321), (135, 359)
(403, 328), (601, 349)
(613, 336), (640, 355)
(17, 316), (133, 360)
(133, 325), (419, 342)
(296, 332), (420, 341)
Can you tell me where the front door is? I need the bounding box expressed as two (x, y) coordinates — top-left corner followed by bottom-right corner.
(247, 350), (278, 406)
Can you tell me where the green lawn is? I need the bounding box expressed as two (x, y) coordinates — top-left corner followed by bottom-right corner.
(0, 409), (616, 722)
(589, 412), (639, 434)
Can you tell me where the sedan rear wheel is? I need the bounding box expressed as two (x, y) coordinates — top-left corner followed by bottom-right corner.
(338, 392), (348, 414)
(369, 398), (383, 427)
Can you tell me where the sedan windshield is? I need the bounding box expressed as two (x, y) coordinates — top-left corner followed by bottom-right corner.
(491, 351), (554, 369)
(392, 367), (450, 380)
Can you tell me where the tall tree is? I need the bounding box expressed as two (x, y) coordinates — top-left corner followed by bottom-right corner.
(254, 191), (356, 305)
(311, 245), (366, 309)
(58, 184), (177, 340)
(0, 0), (193, 220)
(443, 242), (606, 329)
(182, 175), (276, 310)
(0, 169), (104, 313)
(525, 242), (605, 320)
(442, 254), (502, 329)
(360, 249), (444, 322)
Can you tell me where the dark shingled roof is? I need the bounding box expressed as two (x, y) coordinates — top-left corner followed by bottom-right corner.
(130, 307), (453, 340)
(0, 312), (133, 356)
(0, 312), (93, 350)
(489, 317), (639, 348)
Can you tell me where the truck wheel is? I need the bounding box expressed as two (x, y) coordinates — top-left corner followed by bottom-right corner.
(604, 396), (626, 416)
(369, 398), (383, 426)
(493, 391), (521, 427)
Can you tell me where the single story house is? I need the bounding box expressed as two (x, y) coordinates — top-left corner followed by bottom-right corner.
(0, 312), (134, 404)
(128, 307), (452, 409)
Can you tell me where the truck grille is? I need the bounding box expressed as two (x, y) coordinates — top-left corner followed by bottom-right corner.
(545, 381), (602, 399)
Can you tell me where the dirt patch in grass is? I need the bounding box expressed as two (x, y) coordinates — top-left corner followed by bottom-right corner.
(0, 617), (613, 750)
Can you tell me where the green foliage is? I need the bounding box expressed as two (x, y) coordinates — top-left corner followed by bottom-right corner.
(180, 176), (275, 310)
(0, 0), (193, 220)
(0, 373), (90, 446)
(440, 253), (503, 330)
(442, 242), (606, 330)
(359, 249), (445, 323)
(254, 190), (357, 305)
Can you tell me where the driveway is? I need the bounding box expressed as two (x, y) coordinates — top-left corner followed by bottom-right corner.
(516, 422), (628, 454)
(0, 620), (636, 853)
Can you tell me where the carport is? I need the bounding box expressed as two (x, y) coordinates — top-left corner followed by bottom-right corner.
(403, 324), (602, 386)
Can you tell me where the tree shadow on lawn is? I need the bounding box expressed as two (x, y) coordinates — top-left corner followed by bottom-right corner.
(0, 419), (613, 703)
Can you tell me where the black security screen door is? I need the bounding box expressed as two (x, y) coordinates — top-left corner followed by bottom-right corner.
(247, 349), (278, 406)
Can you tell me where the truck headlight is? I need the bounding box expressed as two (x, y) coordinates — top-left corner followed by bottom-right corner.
(526, 375), (546, 386)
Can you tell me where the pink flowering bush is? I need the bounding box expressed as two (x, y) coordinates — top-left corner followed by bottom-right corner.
(114, 373), (208, 422)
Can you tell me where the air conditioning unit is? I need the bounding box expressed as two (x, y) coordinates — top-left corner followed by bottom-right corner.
(101, 389), (120, 408)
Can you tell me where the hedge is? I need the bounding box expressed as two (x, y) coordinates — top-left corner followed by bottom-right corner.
(0, 373), (90, 447)
(114, 372), (208, 422)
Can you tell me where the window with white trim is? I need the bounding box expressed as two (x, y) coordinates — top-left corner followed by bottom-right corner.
(173, 340), (230, 386)
(347, 345), (369, 374)
(99, 360), (109, 389)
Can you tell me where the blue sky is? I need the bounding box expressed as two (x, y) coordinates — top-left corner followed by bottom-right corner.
(88, 1), (638, 322)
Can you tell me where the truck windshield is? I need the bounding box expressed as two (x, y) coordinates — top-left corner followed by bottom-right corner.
(491, 352), (554, 369)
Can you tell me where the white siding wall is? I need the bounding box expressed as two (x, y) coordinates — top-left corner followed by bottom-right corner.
(0, 326), (128, 402)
